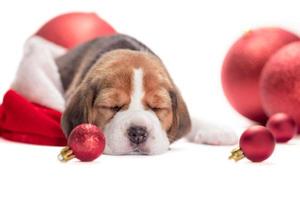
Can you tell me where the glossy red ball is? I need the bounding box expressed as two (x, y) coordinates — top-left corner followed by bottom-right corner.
(222, 27), (299, 123)
(260, 42), (300, 128)
(68, 124), (105, 162)
(266, 113), (297, 143)
(36, 12), (116, 49)
(240, 125), (275, 162)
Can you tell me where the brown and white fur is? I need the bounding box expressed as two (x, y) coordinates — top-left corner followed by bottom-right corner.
(12, 34), (238, 155)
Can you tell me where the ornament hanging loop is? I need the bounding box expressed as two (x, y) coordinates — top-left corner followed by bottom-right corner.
(229, 147), (245, 161)
(58, 146), (75, 162)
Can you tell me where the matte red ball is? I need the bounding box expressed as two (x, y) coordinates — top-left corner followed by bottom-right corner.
(68, 124), (105, 162)
(260, 42), (300, 129)
(222, 27), (299, 123)
(266, 113), (297, 143)
(36, 12), (116, 49)
(240, 125), (275, 162)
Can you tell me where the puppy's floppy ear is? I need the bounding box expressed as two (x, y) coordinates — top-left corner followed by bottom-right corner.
(168, 89), (191, 142)
(61, 83), (98, 137)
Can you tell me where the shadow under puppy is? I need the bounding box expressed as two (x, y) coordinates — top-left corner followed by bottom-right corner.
(57, 34), (237, 155)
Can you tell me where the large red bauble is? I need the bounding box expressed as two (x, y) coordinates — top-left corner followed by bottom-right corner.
(266, 113), (297, 143)
(239, 125), (275, 162)
(260, 42), (300, 127)
(68, 124), (105, 162)
(222, 27), (299, 123)
(36, 12), (116, 49)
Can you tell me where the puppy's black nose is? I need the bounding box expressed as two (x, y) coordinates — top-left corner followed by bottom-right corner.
(127, 126), (148, 145)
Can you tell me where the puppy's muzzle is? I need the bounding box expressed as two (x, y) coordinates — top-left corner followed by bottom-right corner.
(127, 126), (148, 145)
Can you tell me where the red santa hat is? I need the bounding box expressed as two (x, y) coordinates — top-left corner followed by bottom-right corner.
(0, 12), (116, 146)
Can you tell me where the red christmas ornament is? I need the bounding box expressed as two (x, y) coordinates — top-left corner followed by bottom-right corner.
(58, 124), (105, 162)
(222, 27), (299, 123)
(229, 125), (275, 162)
(266, 113), (297, 143)
(36, 12), (116, 49)
(260, 42), (300, 129)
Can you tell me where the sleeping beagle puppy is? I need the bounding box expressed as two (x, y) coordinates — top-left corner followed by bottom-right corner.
(56, 34), (237, 155)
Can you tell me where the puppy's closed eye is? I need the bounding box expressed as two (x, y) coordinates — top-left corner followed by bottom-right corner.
(145, 89), (172, 113)
(110, 105), (123, 112)
(95, 89), (129, 113)
(150, 106), (163, 112)
(148, 105), (169, 113)
(100, 105), (124, 113)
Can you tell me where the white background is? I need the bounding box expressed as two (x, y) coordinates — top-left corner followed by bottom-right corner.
(1, 0), (300, 200)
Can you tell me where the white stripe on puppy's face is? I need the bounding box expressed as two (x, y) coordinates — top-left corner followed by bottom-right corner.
(129, 68), (144, 110)
(103, 68), (170, 155)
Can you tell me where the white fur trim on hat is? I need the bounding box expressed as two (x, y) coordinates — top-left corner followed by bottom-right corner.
(11, 36), (66, 112)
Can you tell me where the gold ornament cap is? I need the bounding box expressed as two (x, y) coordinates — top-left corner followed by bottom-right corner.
(229, 147), (245, 162)
(57, 146), (75, 162)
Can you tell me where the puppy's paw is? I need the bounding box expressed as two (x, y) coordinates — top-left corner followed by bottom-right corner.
(187, 128), (238, 145)
(186, 118), (238, 145)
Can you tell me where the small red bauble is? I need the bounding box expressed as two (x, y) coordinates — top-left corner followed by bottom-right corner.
(58, 124), (105, 162)
(266, 113), (297, 143)
(229, 125), (275, 162)
(36, 12), (116, 49)
(222, 27), (299, 123)
(260, 42), (300, 128)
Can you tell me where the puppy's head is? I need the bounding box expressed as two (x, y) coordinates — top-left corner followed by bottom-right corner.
(61, 50), (191, 155)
